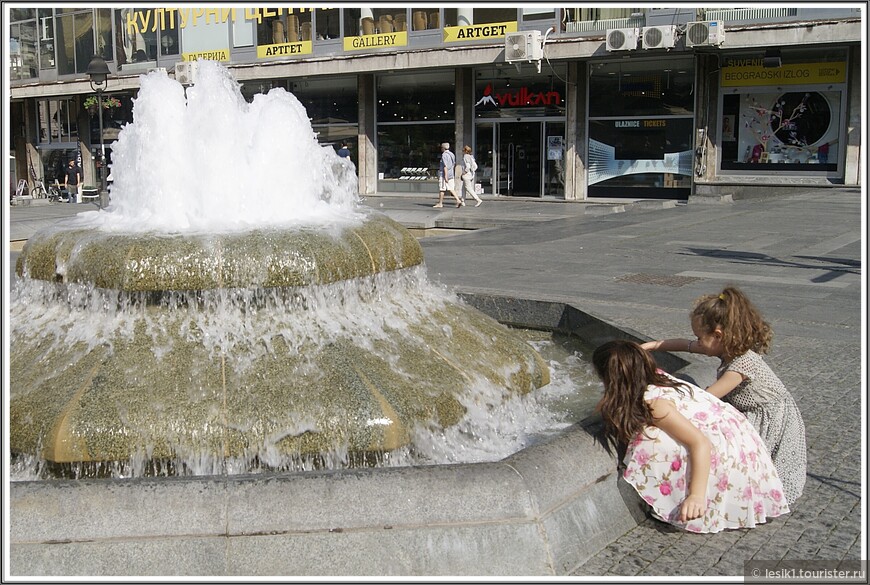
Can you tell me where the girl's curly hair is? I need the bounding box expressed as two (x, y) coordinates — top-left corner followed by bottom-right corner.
(691, 286), (773, 361)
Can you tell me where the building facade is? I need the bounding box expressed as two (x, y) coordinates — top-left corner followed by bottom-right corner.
(8, 6), (863, 201)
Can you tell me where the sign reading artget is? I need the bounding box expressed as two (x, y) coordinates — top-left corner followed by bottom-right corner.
(257, 41), (312, 58)
(443, 21), (517, 42)
(344, 31), (408, 51)
(721, 61), (847, 87)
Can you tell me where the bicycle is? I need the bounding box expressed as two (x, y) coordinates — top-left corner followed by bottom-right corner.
(30, 179), (62, 202)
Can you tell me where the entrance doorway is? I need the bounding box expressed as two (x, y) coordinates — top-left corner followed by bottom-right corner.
(476, 120), (565, 198)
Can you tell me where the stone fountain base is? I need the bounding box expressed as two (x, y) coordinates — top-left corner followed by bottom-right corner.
(9, 297), (698, 577)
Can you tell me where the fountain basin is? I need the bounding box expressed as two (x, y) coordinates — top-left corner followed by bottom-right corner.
(9, 297), (682, 576)
(10, 214), (549, 467)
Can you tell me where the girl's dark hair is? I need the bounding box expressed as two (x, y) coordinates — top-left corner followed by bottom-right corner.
(691, 286), (773, 360)
(592, 339), (690, 445)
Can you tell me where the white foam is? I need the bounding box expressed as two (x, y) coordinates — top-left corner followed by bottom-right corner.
(71, 60), (361, 233)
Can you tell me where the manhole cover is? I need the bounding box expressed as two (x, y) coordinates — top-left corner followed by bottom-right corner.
(617, 273), (702, 287)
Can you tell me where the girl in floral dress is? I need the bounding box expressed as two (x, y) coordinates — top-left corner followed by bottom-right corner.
(593, 340), (789, 533)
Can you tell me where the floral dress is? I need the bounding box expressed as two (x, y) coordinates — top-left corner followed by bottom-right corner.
(623, 378), (790, 533)
(718, 350), (806, 505)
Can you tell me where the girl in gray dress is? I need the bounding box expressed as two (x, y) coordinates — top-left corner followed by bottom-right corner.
(641, 286), (806, 505)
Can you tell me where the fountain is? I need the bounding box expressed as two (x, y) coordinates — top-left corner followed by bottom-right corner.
(10, 61), (549, 474)
(8, 62), (650, 576)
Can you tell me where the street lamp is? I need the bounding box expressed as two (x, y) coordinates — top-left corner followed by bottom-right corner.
(87, 54), (111, 208)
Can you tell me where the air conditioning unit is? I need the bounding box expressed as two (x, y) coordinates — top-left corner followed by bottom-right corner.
(606, 28), (638, 52)
(174, 61), (198, 85)
(685, 20), (725, 47)
(504, 31), (543, 63)
(642, 25), (677, 50)
(147, 67), (167, 76)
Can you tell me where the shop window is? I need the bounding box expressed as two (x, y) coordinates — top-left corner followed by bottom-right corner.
(443, 8), (517, 27)
(376, 70), (454, 180)
(38, 9), (55, 71)
(10, 8), (36, 20)
(589, 59), (694, 117)
(116, 8), (182, 68)
(315, 8), (340, 40)
(521, 8), (556, 22)
(257, 9), (312, 44)
(377, 124), (454, 180)
(54, 11), (96, 76)
(344, 8), (408, 36)
(10, 21), (38, 80)
(377, 71), (454, 122)
(95, 8), (113, 61)
(408, 9), (443, 30)
(290, 76), (359, 125)
(721, 90), (840, 171)
(181, 15), (230, 59)
(588, 118), (694, 198)
(37, 98), (78, 145)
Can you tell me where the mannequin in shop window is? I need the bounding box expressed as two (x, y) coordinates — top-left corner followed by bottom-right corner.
(748, 144), (764, 164)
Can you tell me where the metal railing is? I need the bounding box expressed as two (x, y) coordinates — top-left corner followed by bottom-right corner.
(704, 8), (799, 22)
(565, 16), (645, 33)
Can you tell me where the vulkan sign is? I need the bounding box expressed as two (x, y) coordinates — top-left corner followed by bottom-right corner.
(494, 87), (561, 107)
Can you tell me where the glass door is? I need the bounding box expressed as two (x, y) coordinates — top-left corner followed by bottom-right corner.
(497, 122), (541, 197)
(543, 121), (565, 198)
(476, 122), (495, 195)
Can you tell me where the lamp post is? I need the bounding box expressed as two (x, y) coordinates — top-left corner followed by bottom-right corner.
(87, 55), (111, 208)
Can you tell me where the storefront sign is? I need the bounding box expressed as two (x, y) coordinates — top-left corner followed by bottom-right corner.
(443, 21), (517, 42)
(126, 8), (312, 34)
(182, 49), (230, 62)
(344, 31), (408, 51)
(475, 84), (562, 108)
(612, 120), (667, 128)
(721, 61), (846, 87)
(257, 41), (312, 58)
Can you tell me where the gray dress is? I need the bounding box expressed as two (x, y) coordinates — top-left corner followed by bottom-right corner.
(718, 350), (806, 505)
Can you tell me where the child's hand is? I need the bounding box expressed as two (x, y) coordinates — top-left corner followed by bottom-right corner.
(680, 494), (706, 522)
(640, 341), (659, 351)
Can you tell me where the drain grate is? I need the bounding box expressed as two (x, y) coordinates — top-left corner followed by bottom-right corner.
(617, 273), (703, 287)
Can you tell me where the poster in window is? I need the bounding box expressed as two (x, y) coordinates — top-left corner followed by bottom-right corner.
(547, 136), (563, 160)
(722, 115), (735, 142)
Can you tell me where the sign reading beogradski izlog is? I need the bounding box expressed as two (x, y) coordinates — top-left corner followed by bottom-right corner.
(720, 59), (847, 87)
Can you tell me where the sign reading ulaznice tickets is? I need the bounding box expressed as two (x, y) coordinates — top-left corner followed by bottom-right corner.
(125, 8), (313, 34)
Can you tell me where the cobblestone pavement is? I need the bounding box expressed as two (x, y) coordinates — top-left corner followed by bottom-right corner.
(372, 188), (864, 577)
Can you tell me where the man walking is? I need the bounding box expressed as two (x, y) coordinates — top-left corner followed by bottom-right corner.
(433, 142), (463, 208)
(64, 158), (82, 203)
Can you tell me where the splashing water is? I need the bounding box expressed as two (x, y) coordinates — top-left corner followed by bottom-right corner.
(10, 61), (602, 480)
(73, 60), (361, 233)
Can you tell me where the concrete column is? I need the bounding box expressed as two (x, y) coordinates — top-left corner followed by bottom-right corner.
(699, 54), (718, 185)
(564, 61), (586, 201)
(358, 73), (377, 195)
(844, 45), (861, 186)
(454, 67), (474, 155)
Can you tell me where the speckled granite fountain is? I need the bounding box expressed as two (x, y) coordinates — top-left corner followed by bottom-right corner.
(10, 61), (547, 473)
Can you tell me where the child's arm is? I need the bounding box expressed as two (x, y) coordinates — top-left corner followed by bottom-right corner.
(641, 339), (697, 353)
(648, 399), (711, 522)
(705, 370), (745, 399)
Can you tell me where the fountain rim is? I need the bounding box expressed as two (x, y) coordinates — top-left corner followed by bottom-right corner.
(14, 212), (424, 292)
